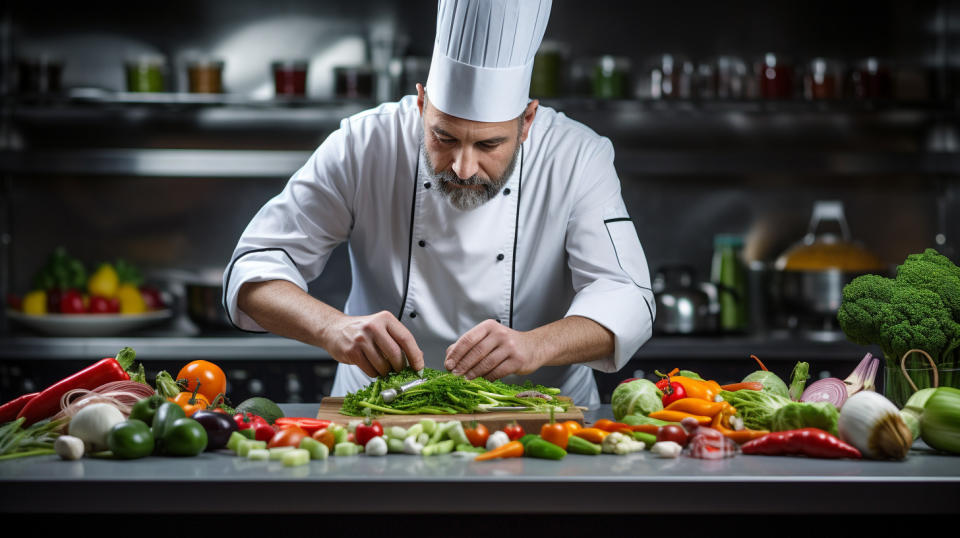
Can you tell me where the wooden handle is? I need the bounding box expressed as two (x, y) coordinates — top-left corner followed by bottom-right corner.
(900, 348), (938, 393)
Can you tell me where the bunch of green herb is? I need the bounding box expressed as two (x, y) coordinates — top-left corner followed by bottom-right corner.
(341, 367), (566, 416)
(0, 417), (67, 460)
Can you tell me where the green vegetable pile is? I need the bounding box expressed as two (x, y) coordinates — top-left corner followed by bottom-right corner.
(0, 417), (67, 460)
(720, 388), (839, 436)
(837, 248), (960, 405)
(341, 368), (567, 416)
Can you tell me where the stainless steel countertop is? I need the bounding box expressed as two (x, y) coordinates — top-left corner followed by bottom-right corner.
(1, 404), (957, 515)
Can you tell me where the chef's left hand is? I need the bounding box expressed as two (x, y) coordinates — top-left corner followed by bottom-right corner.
(445, 319), (544, 380)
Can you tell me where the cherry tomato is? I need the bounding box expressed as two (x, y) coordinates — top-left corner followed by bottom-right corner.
(656, 424), (690, 447)
(503, 421), (525, 441)
(176, 360), (227, 403)
(464, 422), (490, 448)
(269, 426), (308, 449)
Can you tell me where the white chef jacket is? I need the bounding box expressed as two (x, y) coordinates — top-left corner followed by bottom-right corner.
(223, 95), (655, 409)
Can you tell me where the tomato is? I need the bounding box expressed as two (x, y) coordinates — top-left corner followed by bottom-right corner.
(312, 428), (337, 451)
(60, 289), (86, 314)
(268, 425), (308, 449)
(176, 360), (227, 402)
(656, 424), (690, 447)
(503, 421), (525, 441)
(464, 422), (490, 448)
(88, 295), (120, 314)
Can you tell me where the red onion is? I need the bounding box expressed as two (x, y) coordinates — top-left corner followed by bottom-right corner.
(801, 377), (849, 408)
(54, 381), (156, 423)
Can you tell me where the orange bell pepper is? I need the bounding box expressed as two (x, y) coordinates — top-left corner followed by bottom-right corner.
(664, 398), (724, 417)
(541, 408), (569, 449)
(659, 368), (723, 401)
(169, 389), (209, 417)
(562, 420), (582, 435)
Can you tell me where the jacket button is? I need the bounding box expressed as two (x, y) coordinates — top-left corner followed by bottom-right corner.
(409, 311), (418, 319)
(496, 253), (505, 261)
(424, 182), (432, 190)
(418, 240), (426, 247)
(503, 188), (511, 196)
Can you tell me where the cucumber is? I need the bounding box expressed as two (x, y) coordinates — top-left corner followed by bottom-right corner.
(235, 397), (285, 425)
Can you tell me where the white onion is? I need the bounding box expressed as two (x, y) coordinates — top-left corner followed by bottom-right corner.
(838, 391), (912, 460)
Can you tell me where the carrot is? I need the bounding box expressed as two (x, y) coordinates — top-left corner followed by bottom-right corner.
(648, 409), (712, 425)
(474, 440), (524, 461)
(573, 428), (610, 444)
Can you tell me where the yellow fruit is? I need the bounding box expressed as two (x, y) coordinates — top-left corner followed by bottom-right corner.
(117, 283), (146, 314)
(88, 264), (119, 298)
(22, 290), (47, 315)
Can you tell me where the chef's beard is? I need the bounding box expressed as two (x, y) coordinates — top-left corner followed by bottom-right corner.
(420, 137), (521, 211)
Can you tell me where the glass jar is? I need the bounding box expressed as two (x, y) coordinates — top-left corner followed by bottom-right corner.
(758, 53), (793, 100)
(592, 55), (629, 99)
(530, 41), (565, 98)
(803, 58), (842, 100)
(272, 60), (309, 97)
(17, 55), (63, 94)
(333, 65), (374, 99)
(126, 55), (166, 92)
(850, 57), (892, 100)
(711, 234), (749, 333)
(187, 59), (224, 94)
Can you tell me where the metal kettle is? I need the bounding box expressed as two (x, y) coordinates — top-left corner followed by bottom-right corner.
(653, 265), (719, 335)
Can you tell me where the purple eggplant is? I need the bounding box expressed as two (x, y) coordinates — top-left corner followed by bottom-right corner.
(191, 410), (238, 450)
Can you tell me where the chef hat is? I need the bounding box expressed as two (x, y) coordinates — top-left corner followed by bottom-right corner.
(426, 0), (552, 122)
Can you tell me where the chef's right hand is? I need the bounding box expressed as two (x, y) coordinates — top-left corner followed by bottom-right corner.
(323, 311), (424, 378)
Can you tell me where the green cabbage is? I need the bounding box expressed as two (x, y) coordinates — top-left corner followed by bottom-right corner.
(611, 379), (663, 420)
(742, 370), (789, 399)
(770, 401), (839, 436)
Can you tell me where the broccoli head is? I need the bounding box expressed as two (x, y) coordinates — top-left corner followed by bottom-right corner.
(838, 248), (960, 365)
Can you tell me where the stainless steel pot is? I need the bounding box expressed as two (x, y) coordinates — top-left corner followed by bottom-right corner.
(185, 283), (233, 330)
(653, 265), (719, 335)
(769, 201), (887, 331)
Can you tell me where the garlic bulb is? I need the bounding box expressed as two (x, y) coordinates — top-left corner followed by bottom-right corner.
(838, 391), (912, 460)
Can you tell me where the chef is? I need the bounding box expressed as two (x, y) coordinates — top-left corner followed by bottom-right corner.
(223, 0), (654, 409)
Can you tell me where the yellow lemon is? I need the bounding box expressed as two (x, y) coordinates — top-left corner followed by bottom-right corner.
(117, 283), (146, 314)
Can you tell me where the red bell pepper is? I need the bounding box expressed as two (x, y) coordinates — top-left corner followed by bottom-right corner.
(273, 417), (331, 435)
(234, 412), (276, 442)
(17, 355), (133, 425)
(354, 418), (383, 447)
(0, 392), (39, 423)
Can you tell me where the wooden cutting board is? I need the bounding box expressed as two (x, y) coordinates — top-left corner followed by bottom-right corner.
(315, 397), (584, 433)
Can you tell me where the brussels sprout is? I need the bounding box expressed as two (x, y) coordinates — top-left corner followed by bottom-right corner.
(611, 379), (663, 421)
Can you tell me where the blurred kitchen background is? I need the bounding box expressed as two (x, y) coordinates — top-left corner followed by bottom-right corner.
(1, 0), (958, 404)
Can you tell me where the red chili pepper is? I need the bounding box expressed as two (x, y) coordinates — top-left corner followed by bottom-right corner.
(741, 428), (862, 459)
(354, 418), (383, 447)
(0, 392), (39, 423)
(660, 374), (687, 407)
(234, 412), (277, 442)
(17, 358), (131, 425)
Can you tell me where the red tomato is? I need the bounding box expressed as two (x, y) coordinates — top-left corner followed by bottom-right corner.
(269, 426), (308, 449)
(465, 423), (490, 448)
(656, 424), (690, 447)
(503, 421), (525, 441)
(88, 295), (120, 314)
(60, 289), (86, 314)
(177, 360), (227, 402)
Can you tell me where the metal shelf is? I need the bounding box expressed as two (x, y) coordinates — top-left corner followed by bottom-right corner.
(0, 331), (872, 361)
(0, 148), (313, 178)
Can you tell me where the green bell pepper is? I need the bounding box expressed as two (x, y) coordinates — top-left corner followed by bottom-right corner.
(151, 401), (186, 445)
(129, 395), (165, 426)
(107, 419), (155, 459)
(161, 417), (208, 457)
